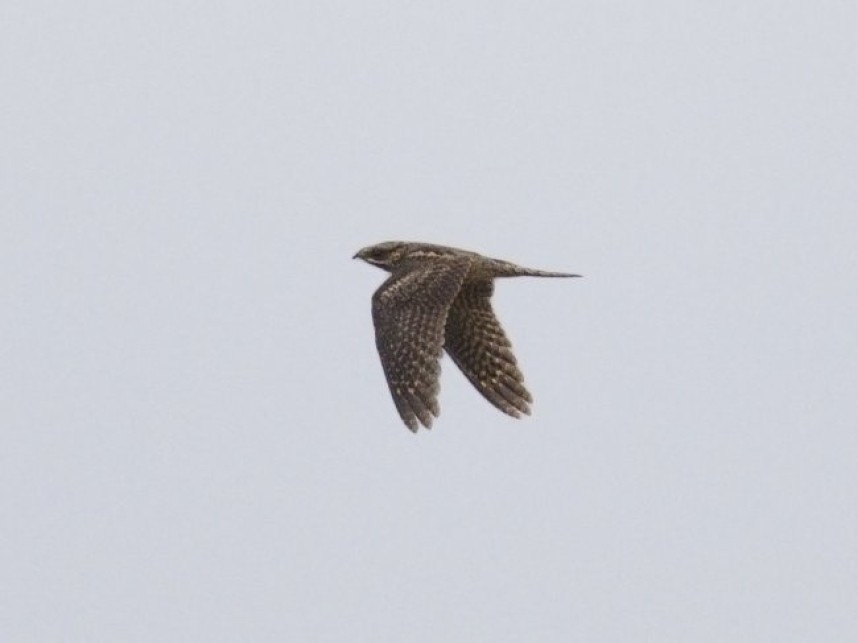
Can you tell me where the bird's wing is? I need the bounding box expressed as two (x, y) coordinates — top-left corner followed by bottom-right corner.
(372, 257), (473, 431)
(444, 280), (532, 418)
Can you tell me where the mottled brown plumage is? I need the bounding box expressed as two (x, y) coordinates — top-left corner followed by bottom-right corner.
(354, 241), (580, 432)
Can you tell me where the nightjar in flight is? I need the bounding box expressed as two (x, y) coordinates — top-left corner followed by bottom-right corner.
(354, 241), (580, 432)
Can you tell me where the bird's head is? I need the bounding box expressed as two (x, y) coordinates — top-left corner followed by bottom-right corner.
(353, 241), (410, 271)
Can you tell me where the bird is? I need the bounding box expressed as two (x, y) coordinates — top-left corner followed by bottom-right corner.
(354, 241), (580, 432)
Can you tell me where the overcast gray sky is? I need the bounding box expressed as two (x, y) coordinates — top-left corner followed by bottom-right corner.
(3, 1), (857, 641)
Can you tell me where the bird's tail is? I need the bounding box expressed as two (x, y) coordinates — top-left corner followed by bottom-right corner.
(498, 263), (581, 278)
(516, 268), (581, 278)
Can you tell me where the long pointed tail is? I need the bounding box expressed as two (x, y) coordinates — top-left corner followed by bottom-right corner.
(499, 264), (582, 278)
(515, 268), (581, 278)
(489, 258), (581, 278)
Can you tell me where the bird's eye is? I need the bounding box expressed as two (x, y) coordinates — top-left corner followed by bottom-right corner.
(372, 247), (396, 261)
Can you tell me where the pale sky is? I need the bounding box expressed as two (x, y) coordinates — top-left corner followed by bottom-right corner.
(3, 1), (857, 641)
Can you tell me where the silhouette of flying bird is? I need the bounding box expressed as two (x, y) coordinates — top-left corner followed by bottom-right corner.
(354, 241), (580, 432)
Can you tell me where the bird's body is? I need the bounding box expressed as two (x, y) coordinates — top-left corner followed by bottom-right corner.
(354, 241), (579, 432)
